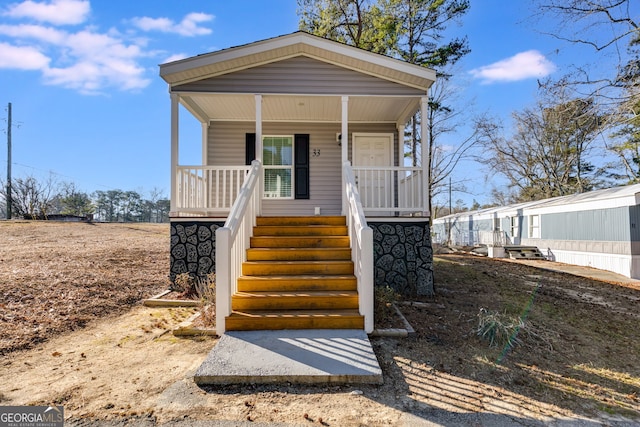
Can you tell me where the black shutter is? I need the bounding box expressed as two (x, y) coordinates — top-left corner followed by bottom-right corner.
(245, 133), (256, 165)
(294, 134), (310, 199)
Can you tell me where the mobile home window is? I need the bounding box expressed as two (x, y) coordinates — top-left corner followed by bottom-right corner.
(529, 214), (540, 238)
(510, 216), (519, 237)
(263, 136), (293, 199)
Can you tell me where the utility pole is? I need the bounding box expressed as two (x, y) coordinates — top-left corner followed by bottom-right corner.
(6, 102), (11, 220)
(447, 176), (452, 245)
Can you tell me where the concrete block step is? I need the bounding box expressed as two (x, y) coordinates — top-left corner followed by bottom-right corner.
(509, 252), (546, 259)
(193, 329), (383, 385)
(242, 260), (354, 276)
(256, 216), (346, 226)
(232, 290), (359, 311)
(237, 275), (357, 292)
(253, 225), (348, 237)
(225, 309), (364, 330)
(250, 236), (351, 248)
(246, 247), (352, 261)
(504, 245), (546, 260)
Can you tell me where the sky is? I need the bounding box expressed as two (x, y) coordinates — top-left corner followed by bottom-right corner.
(0, 0), (634, 206)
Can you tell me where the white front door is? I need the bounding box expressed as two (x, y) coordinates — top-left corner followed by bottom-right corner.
(352, 133), (394, 213)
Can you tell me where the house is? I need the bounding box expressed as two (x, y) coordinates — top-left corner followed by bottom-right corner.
(431, 184), (640, 280)
(159, 32), (436, 334)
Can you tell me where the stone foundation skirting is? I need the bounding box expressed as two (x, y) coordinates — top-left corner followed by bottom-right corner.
(170, 219), (434, 297)
(369, 221), (434, 297)
(170, 220), (225, 283)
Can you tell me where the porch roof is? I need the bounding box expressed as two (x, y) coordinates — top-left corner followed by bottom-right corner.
(159, 32), (436, 125)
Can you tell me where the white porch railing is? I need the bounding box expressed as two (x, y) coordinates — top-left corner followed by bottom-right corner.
(344, 161), (374, 333)
(352, 166), (425, 215)
(176, 165), (251, 214)
(175, 165), (425, 217)
(215, 160), (262, 335)
(478, 230), (509, 247)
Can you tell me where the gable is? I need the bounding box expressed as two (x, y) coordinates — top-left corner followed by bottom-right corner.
(172, 56), (426, 96)
(160, 32), (435, 91)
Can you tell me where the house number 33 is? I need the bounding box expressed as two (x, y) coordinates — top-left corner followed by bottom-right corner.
(312, 149), (321, 157)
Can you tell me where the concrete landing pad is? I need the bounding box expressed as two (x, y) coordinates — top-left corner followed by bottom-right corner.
(194, 329), (383, 385)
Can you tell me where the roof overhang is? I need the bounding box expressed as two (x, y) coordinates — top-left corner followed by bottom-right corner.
(160, 31), (435, 90)
(159, 32), (436, 125)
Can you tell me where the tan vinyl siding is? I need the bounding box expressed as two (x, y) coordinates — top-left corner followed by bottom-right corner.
(174, 56), (425, 96)
(207, 121), (398, 216)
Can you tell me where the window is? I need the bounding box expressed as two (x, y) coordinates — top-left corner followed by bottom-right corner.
(263, 136), (293, 199)
(529, 214), (540, 238)
(510, 216), (519, 238)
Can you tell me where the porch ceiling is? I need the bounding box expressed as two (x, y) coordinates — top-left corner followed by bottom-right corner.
(179, 93), (421, 125)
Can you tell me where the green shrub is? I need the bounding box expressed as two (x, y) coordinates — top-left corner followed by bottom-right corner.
(476, 308), (524, 348)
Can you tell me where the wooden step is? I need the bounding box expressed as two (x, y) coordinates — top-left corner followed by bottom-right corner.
(257, 216), (346, 226)
(225, 309), (364, 330)
(504, 245), (546, 260)
(237, 275), (357, 292)
(226, 215), (360, 331)
(246, 247), (352, 261)
(253, 225), (348, 236)
(232, 290), (359, 311)
(250, 236), (350, 248)
(242, 260), (354, 276)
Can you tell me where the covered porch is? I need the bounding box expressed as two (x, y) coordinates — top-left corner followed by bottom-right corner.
(169, 92), (431, 218)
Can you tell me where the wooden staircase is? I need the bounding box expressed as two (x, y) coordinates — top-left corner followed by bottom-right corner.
(225, 216), (364, 331)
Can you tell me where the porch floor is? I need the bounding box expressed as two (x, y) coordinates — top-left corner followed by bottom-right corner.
(194, 329), (383, 385)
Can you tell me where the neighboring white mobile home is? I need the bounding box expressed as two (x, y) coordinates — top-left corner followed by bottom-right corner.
(432, 184), (640, 280)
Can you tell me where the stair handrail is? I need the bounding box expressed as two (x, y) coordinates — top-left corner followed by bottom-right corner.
(215, 160), (262, 335)
(343, 161), (374, 333)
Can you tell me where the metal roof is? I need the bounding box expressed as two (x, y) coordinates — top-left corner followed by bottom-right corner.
(435, 183), (640, 222)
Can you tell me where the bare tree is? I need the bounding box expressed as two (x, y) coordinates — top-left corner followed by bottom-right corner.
(533, 0), (638, 99)
(530, 1), (640, 186)
(477, 88), (603, 201)
(421, 73), (479, 216)
(0, 174), (60, 219)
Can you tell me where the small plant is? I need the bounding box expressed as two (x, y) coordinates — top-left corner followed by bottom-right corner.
(173, 272), (194, 295)
(374, 285), (400, 321)
(476, 308), (524, 348)
(195, 273), (216, 327)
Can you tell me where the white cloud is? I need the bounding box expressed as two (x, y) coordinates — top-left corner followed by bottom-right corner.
(162, 53), (188, 64)
(469, 50), (556, 84)
(44, 57), (150, 94)
(0, 4), (213, 94)
(132, 12), (213, 36)
(42, 30), (150, 94)
(0, 24), (66, 44)
(0, 41), (49, 69)
(4, 0), (90, 25)
(0, 23), (150, 94)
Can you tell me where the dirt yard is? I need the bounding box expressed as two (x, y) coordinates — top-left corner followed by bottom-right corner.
(1, 222), (639, 426)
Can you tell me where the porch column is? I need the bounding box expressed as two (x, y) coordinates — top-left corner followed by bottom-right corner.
(255, 94), (263, 216)
(341, 96), (349, 215)
(420, 95), (430, 217)
(201, 122), (208, 165)
(397, 123), (404, 166)
(255, 94), (263, 162)
(170, 93), (179, 214)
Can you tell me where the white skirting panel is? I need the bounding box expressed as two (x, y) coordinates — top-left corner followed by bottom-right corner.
(550, 249), (636, 279)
